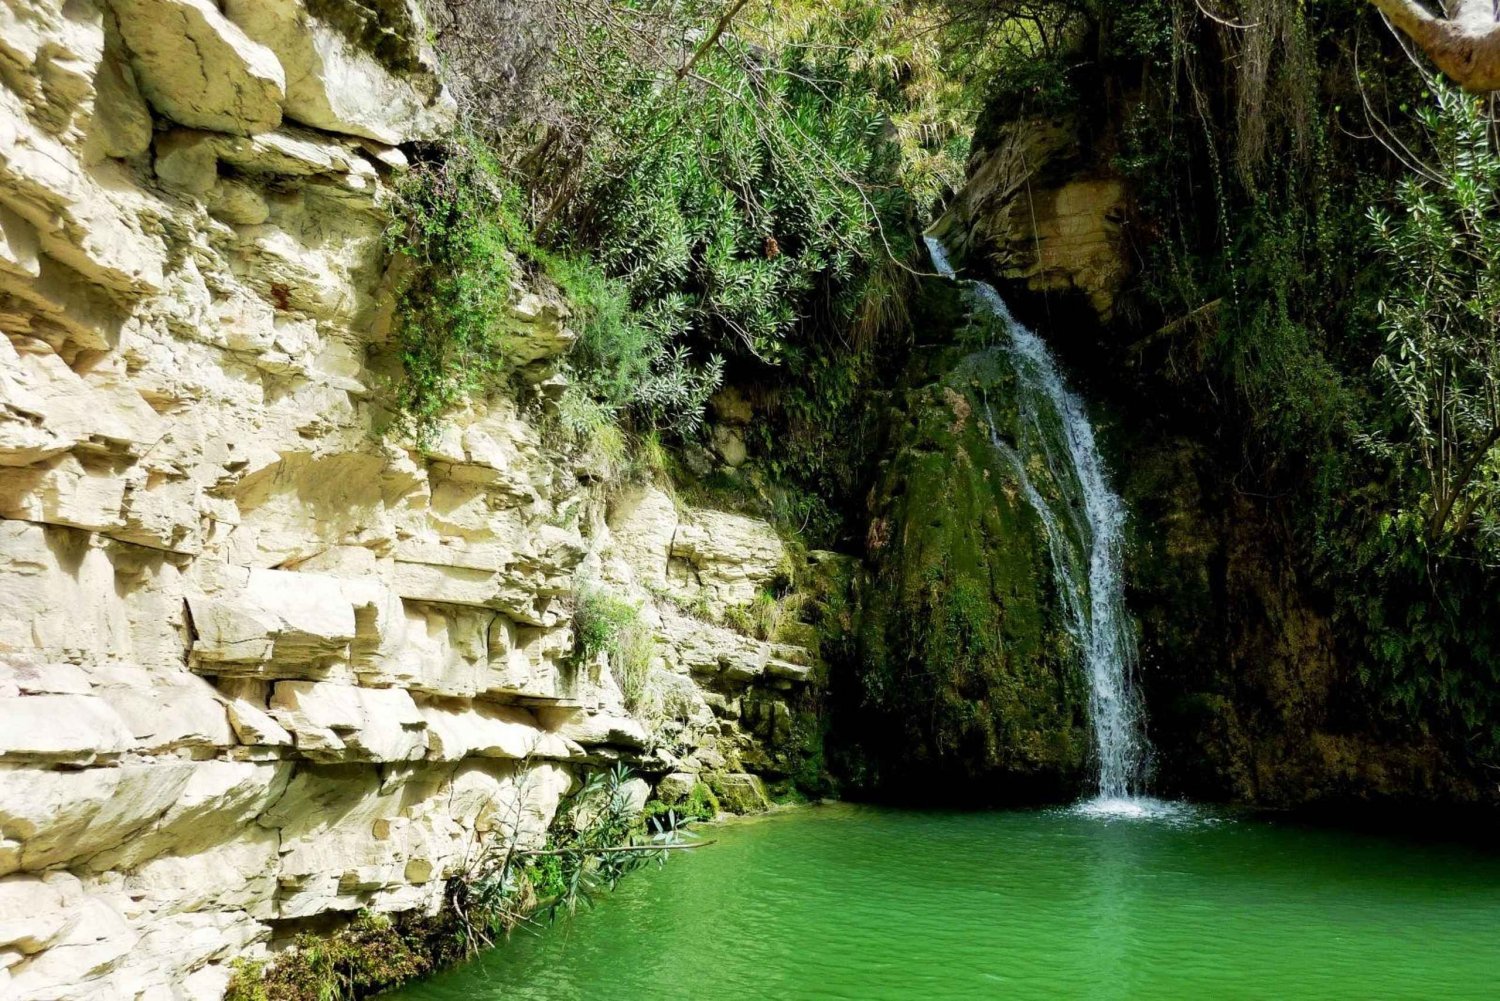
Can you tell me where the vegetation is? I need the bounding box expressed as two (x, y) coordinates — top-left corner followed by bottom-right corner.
(931, 0), (1500, 769)
(383, 139), (525, 445)
(724, 588), (789, 642)
(384, 139), (722, 448)
(643, 781), (721, 827)
(456, 764), (697, 936)
(391, 0), (1500, 792)
(387, 1), (1003, 546)
(844, 339), (1088, 800)
(1368, 81), (1500, 549)
(572, 587), (655, 712)
(223, 913), (432, 1001)
(226, 766), (695, 1001)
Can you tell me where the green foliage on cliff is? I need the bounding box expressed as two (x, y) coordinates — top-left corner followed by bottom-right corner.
(385, 140), (724, 447)
(226, 767), (695, 1001)
(384, 140), (525, 445)
(959, 0), (1500, 769)
(1367, 80), (1500, 550)
(572, 587), (655, 712)
(415, 0), (988, 474)
(223, 912), (432, 1001)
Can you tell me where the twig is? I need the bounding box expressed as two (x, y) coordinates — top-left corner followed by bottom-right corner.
(515, 840), (718, 858)
(1194, 0), (1262, 30)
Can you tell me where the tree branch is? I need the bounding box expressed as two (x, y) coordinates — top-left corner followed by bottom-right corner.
(514, 840), (717, 858)
(677, 0), (754, 80)
(1368, 0), (1500, 91)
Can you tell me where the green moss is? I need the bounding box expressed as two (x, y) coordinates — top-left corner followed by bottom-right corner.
(644, 782), (720, 828)
(706, 773), (772, 815)
(224, 912), (432, 1001)
(844, 340), (1088, 802)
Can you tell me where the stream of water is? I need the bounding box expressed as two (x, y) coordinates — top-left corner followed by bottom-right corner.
(925, 237), (1150, 811)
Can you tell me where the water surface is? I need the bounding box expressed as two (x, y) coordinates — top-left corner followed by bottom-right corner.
(390, 804), (1500, 1000)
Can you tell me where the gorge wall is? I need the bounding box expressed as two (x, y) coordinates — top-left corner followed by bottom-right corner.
(935, 104), (1498, 811)
(0, 2), (824, 998)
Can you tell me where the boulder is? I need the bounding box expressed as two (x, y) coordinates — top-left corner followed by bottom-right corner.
(707, 773), (770, 815)
(223, 0), (453, 145)
(108, 0), (285, 135)
(187, 568), (358, 677)
(655, 772), (698, 805)
(0, 763), (198, 873)
(853, 311), (1088, 802)
(669, 508), (786, 614)
(930, 115), (1128, 322)
(571, 775), (650, 830)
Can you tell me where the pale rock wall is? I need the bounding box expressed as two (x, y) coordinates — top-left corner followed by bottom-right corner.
(931, 117), (1127, 321)
(0, 2), (816, 998)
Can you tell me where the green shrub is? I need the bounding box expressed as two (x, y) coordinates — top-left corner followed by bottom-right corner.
(385, 139), (527, 446)
(724, 589), (786, 641)
(572, 587), (655, 712)
(224, 912), (429, 1001)
(544, 252), (725, 440)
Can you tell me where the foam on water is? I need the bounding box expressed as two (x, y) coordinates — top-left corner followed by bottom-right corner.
(1070, 796), (1207, 826)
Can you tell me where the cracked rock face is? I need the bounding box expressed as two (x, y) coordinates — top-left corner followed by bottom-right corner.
(930, 116), (1129, 322)
(0, 2), (821, 997)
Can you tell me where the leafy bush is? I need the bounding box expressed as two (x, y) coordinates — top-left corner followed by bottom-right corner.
(543, 251), (725, 440)
(572, 586), (655, 711)
(386, 140), (726, 454)
(223, 913), (429, 1001)
(457, 764), (696, 935)
(1368, 81), (1500, 551)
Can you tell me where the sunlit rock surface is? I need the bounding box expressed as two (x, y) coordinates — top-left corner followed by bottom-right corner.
(0, 2), (817, 996)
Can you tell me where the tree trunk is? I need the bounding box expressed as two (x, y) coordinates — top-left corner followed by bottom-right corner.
(1368, 0), (1500, 92)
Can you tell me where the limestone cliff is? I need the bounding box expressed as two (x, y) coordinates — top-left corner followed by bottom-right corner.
(0, 2), (821, 998)
(929, 115), (1128, 324)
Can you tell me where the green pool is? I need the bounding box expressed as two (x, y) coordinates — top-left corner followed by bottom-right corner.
(389, 803), (1500, 1000)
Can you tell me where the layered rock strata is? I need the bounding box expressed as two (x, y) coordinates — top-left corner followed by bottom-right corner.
(0, 2), (818, 997)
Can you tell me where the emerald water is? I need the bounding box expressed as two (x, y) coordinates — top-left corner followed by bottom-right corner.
(390, 804), (1500, 1000)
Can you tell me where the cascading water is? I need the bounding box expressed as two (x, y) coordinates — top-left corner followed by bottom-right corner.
(925, 235), (1155, 813)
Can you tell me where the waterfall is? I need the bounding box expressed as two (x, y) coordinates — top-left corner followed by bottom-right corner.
(925, 235), (1152, 808)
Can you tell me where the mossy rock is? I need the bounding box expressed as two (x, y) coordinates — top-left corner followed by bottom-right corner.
(846, 338), (1089, 803)
(707, 772), (771, 814)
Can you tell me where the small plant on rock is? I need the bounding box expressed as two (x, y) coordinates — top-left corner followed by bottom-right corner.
(572, 586), (656, 711)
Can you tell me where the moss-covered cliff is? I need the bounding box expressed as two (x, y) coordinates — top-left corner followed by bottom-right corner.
(931, 2), (1500, 811)
(831, 281), (1088, 803)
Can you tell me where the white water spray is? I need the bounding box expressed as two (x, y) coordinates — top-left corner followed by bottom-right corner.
(926, 235), (1154, 812)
